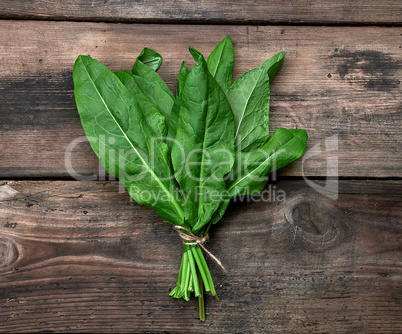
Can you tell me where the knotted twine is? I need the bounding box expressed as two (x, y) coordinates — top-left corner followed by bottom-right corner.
(174, 225), (227, 272)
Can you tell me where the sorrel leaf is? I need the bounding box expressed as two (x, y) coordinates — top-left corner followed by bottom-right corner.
(207, 36), (234, 91)
(168, 61), (190, 146)
(114, 70), (167, 135)
(260, 51), (286, 81)
(226, 66), (270, 152)
(176, 61), (190, 97)
(73, 55), (184, 226)
(137, 47), (163, 71)
(129, 50), (175, 123)
(171, 47), (235, 230)
(132, 51), (174, 100)
(210, 128), (307, 225)
(226, 51), (286, 152)
(227, 128), (308, 197)
(133, 75), (174, 123)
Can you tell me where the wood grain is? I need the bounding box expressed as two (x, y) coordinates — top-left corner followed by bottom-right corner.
(0, 179), (400, 332)
(0, 0), (401, 25)
(0, 21), (400, 178)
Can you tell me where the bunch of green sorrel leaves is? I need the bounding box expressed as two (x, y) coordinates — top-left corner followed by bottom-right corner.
(73, 36), (308, 321)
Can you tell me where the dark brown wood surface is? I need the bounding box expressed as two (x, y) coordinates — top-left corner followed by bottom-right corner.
(0, 22), (401, 178)
(0, 0), (401, 24)
(0, 1), (401, 332)
(0, 180), (401, 332)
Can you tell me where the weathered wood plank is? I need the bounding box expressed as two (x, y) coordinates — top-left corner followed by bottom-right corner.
(0, 0), (401, 25)
(0, 21), (401, 178)
(0, 180), (401, 332)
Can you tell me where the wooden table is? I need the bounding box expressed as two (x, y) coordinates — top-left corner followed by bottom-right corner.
(0, 1), (401, 332)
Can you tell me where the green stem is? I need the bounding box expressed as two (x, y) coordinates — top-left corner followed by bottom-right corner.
(197, 269), (205, 321)
(191, 246), (211, 292)
(186, 245), (200, 297)
(183, 258), (191, 301)
(169, 250), (185, 298)
(195, 246), (217, 298)
(188, 274), (194, 293)
(170, 244), (219, 320)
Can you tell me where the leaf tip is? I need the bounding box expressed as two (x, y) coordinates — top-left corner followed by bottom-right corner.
(188, 47), (204, 62)
(222, 36), (233, 44)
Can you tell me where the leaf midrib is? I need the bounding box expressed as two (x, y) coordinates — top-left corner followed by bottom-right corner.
(208, 42), (224, 77)
(233, 69), (264, 145)
(80, 57), (183, 222)
(197, 74), (210, 222)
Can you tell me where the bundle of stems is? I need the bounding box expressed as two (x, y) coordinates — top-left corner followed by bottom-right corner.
(170, 244), (216, 321)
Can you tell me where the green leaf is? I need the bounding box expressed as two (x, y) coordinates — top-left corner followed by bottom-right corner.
(176, 61), (190, 97)
(131, 50), (175, 124)
(171, 47), (235, 231)
(260, 51), (286, 81)
(169, 61), (190, 148)
(207, 36), (234, 91)
(211, 128), (307, 225)
(137, 47), (163, 71)
(133, 75), (174, 124)
(209, 199), (230, 225)
(228, 128), (308, 198)
(73, 55), (184, 226)
(227, 67), (270, 152)
(126, 51), (175, 124)
(226, 51), (285, 152)
(132, 53), (174, 100)
(114, 70), (167, 136)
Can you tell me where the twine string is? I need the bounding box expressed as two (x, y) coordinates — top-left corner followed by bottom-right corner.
(173, 225), (227, 272)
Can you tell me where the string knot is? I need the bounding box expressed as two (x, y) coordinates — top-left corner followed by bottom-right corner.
(174, 225), (227, 272)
